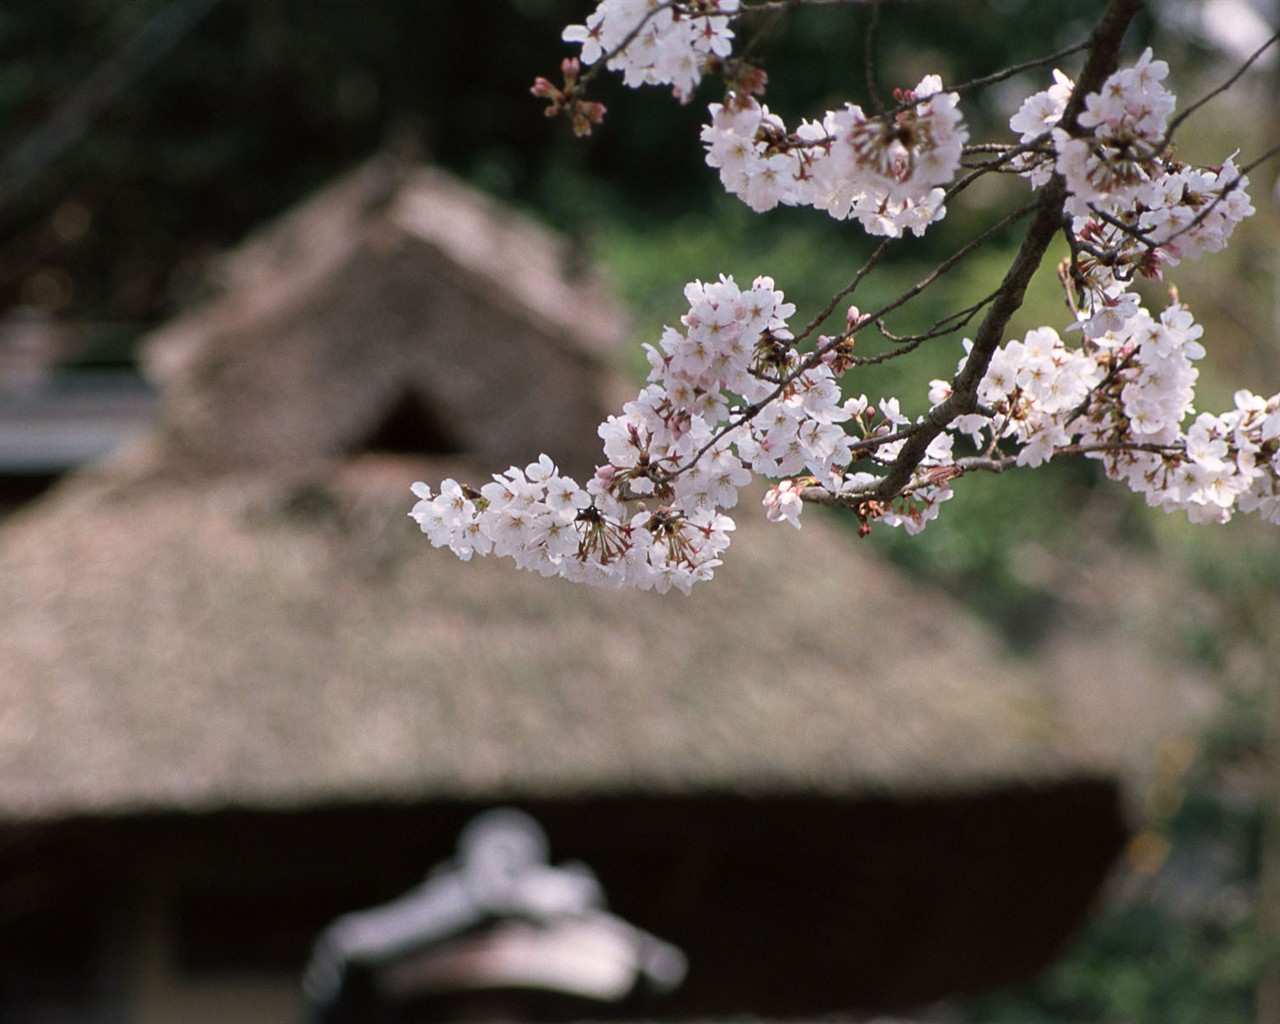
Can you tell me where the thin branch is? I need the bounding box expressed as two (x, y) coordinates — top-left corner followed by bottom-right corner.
(873, 285), (1002, 347)
(1166, 30), (1280, 140)
(846, 423), (918, 455)
(856, 198), (1040, 329)
(964, 143), (1022, 155)
(801, 193), (1036, 356)
(742, 0), (926, 11)
(945, 136), (1050, 200)
(864, 1), (885, 114)
(793, 237), (895, 343)
(1238, 141), (1280, 178)
(950, 38), (1092, 98)
(851, 335), (928, 365)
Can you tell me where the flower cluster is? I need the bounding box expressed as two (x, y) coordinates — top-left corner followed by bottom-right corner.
(929, 303), (1280, 526)
(701, 76), (968, 237)
(562, 0), (741, 102)
(935, 327), (1105, 468)
(1076, 307), (1280, 525)
(1052, 48), (1177, 214)
(411, 277), (771, 593)
(1008, 69), (1074, 187)
(410, 461), (735, 594)
(413, 276), (932, 591)
(530, 58), (608, 137)
(1011, 51), (1254, 335)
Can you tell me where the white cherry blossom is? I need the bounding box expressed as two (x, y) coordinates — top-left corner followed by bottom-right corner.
(562, 0), (741, 102)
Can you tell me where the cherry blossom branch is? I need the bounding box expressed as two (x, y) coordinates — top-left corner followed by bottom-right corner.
(663, 194), (1037, 485)
(874, 0), (1145, 501)
(800, 441), (1185, 509)
(413, 0), (1280, 590)
(1083, 141), (1280, 264)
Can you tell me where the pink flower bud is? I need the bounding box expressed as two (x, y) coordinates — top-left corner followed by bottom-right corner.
(530, 77), (559, 99)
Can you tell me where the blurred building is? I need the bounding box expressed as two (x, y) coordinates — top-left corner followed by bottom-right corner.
(0, 160), (1142, 1023)
(0, 309), (156, 516)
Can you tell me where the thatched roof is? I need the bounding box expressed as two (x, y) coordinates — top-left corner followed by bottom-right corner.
(0, 159), (1203, 823)
(0, 455), (1092, 821)
(139, 158), (624, 479)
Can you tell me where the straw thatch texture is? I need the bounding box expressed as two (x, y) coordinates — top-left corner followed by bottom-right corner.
(0, 458), (1088, 821)
(140, 161), (624, 478)
(0, 158), (1176, 826)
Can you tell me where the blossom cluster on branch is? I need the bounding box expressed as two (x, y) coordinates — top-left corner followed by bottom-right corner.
(931, 302), (1280, 523)
(412, 0), (1279, 592)
(561, 0), (741, 101)
(1010, 47), (1255, 336)
(701, 76), (967, 237)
